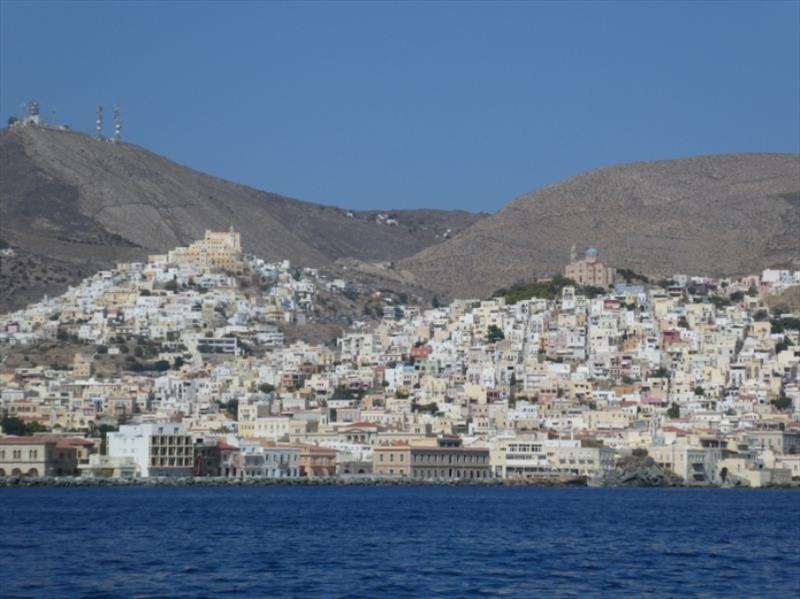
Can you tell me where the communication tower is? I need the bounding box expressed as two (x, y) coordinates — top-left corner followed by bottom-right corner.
(112, 106), (121, 143)
(96, 105), (104, 139)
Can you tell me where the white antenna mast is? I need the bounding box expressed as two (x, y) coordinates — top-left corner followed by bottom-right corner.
(113, 105), (121, 143)
(96, 105), (104, 139)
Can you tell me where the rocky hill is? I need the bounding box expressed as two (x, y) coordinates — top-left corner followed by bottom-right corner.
(0, 126), (484, 311)
(401, 154), (800, 298)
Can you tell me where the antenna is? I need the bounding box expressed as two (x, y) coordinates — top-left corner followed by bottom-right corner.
(113, 105), (121, 143)
(96, 105), (104, 139)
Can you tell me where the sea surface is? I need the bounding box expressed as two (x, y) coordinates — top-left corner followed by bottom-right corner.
(1, 486), (798, 598)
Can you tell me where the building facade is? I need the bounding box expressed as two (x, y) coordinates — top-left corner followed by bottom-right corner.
(565, 245), (616, 288)
(0, 437), (79, 477)
(374, 436), (491, 480)
(108, 423), (193, 478)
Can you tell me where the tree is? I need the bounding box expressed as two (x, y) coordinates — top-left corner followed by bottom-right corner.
(492, 275), (578, 304)
(667, 403), (680, 419)
(709, 296), (730, 309)
(771, 394), (792, 411)
(693, 386), (705, 397)
(618, 268), (646, 283)
(487, 325), (505, 343)
(96, 424), (118, 454)
(771, 317), (800, 333)
(220, 399), (239, 420)
(412, 402), (439, 415)
(1, 416), (26, 436)
(258, 383), (275, 394)
(153, 360), (171, 371)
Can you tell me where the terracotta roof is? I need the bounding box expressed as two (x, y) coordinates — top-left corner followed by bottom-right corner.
(0, 436), (58, 446)
(57, 437), (95, 447)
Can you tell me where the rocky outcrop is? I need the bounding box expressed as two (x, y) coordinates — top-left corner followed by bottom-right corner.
(596, 455), (684, 487)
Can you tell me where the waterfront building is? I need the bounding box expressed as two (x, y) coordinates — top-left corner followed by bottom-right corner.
(107, 423), (193, 478)
(374, 436), (491, 480)
(0, 436), (79, 477)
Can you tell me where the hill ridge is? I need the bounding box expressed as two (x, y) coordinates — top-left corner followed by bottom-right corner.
(0, 125), (483, 311)
(401, 152), (800, 298)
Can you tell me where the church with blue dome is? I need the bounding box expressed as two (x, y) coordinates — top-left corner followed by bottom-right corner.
(565, 244), (616, 288)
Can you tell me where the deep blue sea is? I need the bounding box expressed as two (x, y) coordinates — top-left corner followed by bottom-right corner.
(1, 486), (798, 598)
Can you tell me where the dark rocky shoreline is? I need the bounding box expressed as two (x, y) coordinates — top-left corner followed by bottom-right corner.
(0, 475), (583, 488)
(2, 475), (797, 489)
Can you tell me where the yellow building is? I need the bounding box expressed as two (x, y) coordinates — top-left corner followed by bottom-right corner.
(168, 229), (244, 273)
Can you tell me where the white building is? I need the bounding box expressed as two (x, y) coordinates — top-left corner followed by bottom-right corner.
(107, 423), (193, 478)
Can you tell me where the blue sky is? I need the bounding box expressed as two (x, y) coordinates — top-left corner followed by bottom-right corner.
(2, 1), (798, 212)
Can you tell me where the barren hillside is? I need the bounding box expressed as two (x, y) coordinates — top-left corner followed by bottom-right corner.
(0, 126), (483, 311)
(401, 154), (800, 298)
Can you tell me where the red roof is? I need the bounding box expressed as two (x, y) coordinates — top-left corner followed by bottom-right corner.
(0, 436), (58, 446)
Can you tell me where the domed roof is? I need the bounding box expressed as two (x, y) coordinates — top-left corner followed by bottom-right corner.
(586, 246), (599, 258)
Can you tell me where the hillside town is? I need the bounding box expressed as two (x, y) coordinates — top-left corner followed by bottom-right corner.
(1, 231), (799, 487)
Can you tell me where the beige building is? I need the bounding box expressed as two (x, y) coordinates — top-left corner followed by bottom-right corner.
(0, 437), (80, 477)
(72, 353), (93, 378)
(238, 416), (293, 440)
(374, 436), (491, 480)
(649, 444), (721, 483)
(168, 229), (243, 273)
(565, 245), (615, 288)
(298, 445), (337, 477)
(716, 457), (792, 488)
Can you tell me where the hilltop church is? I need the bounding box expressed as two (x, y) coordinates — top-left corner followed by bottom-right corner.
(564, 245), (616, 288)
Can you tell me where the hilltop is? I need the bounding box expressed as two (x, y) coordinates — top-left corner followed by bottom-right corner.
(3, 126), (799, 309)
(0, 126), (484, 311)
(401, 153), (800, 298)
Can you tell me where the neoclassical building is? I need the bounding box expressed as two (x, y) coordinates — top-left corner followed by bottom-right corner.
(564, 245), (615, 288)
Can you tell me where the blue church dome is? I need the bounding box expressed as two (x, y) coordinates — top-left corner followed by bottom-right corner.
(586, 246), (599, 258)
